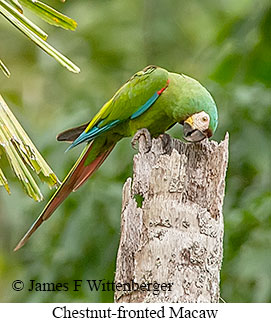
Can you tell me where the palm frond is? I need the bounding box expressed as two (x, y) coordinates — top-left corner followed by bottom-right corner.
(1, 0), (48, 40)
(0, 59), (10, 78)
(0, 0), (80, 76)
(0, 166), (10, 193)
(8, 0), (23, 13)
(0, 95), (60, 201)
(19, 0), (77, 30)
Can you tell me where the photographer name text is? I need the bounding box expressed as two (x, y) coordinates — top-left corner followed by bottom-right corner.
(17, 279), (173, 295)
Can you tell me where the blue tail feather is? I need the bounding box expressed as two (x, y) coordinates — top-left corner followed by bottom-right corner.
(66, 120), (120, 151)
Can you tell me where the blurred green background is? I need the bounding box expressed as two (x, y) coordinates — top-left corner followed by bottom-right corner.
(0, 0), (270, 302)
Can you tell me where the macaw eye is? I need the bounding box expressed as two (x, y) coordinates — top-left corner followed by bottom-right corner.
(202, 116), (208, 122)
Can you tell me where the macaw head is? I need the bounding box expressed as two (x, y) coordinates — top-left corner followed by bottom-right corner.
(183, 110), (215, 142)
(174, 74), (218, 142)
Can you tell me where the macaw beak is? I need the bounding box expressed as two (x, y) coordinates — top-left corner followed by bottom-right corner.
(183, 116), (208, 142)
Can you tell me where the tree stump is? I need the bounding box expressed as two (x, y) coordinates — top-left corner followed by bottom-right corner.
(114, 131), (229, 303)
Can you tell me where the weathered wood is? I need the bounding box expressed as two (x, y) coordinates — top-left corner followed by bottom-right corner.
(115, 131), (229, 303)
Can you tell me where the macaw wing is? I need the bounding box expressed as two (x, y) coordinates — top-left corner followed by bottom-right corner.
(66, 66), (169, 150)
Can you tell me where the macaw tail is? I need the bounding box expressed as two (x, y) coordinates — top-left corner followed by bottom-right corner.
(14, 141), (115, 251)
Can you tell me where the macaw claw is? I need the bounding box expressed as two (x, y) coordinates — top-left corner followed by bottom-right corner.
(131, 128), (152, 153)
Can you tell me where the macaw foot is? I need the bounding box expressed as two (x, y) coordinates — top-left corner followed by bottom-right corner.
(131, 128), (152, 153)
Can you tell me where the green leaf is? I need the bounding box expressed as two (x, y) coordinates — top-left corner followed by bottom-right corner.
(0, 1), (80, 73)
(0, 166), (10, 193)
(8, 0), (23, 13)
(0, 59), (11, 78)
(19, 0), (77, 31)
(0, 0), (48, 40)
(0, 95), (60, 201)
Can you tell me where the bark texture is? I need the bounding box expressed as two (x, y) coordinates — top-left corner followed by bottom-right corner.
(115, 132), (229, 303)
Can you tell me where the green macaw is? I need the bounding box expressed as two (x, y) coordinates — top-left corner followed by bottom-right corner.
(14, 65), (218, 251)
